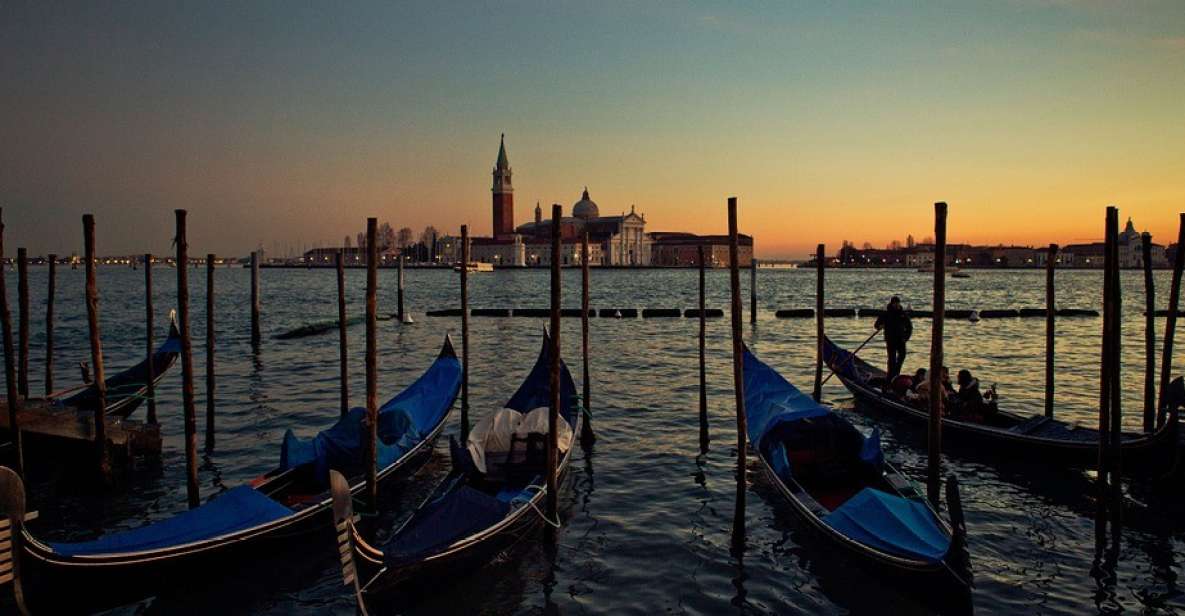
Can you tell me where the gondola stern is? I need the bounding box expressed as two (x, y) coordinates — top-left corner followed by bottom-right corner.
(439, 333), (457, 360)
(329, 470), (371, 614)
(0, 466), (30, 614)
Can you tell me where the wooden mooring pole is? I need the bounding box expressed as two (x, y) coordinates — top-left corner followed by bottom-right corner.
(727, 197), (747, 486)
(927, 202), (947, 508)
(813, 243), (825, 402)
(336, 250), (348, 418)
(82, 214), (111, 482)
(1142, 233), (1156, 432)
(460, 225), (470, 442)
(397, 253), (406, 322)
(16, 248), (28, 399)
(1097, 207), (1117, 527)
(1158, 214), (1184, 427)
(546, 205), (562, 521)
(0, 209), (24, 477)
(44, 254), (56, 397)
(698, 245), (709, 452)
(144, 254), (156, 424)
(364, 218), (379, 510)
(250, 250), (261, 348)
(750, 257), (757, 325)
(175, 210), (198, 508)
(205, 254), (215, 450)
(1045, 244), (1057, 419)
(1107, 208), (1123, 512)
(580, 231), (594, 447)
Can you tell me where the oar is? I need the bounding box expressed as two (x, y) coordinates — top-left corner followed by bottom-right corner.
(819, 328), (881, 388)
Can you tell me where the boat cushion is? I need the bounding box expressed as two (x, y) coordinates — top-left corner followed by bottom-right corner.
(822, 488), (950, 563)
(49, 486), (292, 557)
(383, 485), (511, 564)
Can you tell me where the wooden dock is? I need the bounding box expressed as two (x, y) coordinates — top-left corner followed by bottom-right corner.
(0, 399), (161, 459)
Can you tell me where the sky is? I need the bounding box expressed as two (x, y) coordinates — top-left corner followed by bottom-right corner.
(2, 1), (1183, 259)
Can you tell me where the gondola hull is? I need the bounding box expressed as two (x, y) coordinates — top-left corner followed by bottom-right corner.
(362, 413), (582, 603)
(823, 336), (1178, 472)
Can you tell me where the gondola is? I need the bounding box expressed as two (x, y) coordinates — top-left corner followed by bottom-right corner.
(329, 332), (582, 609)
(49, 310), (183, 419)
(823, 335), (1179, 470)
(0, 335), (461, 613)
(744, 345), (971, 598)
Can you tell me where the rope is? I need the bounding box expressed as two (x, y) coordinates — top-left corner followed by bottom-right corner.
(519, 485), (561, 528)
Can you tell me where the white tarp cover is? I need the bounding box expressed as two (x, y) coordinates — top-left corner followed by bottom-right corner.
(466, 407), (572, 473)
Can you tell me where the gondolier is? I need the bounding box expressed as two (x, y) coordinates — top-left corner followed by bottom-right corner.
(874, 296), (912, 382)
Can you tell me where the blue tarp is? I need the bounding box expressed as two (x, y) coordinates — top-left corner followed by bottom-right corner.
(823, 488), (951, 563)
(383, 485), (510, 564)
(505, 332), (579, 426)
(742, 346), (830, 447)
(50, 486), (292, 556)
(280, 350), (462, 483)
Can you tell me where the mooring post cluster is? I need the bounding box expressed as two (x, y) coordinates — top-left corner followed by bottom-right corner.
(460, 224), (470, 443)
(364, 218), (379, 511)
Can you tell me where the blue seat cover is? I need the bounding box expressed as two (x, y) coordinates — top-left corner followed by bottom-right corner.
(384, 485), (510, 564)
(50, 486), (292, 556)
(823, 488), (951, 563)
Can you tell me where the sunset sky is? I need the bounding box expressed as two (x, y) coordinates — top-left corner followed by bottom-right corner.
(2, 2), (1182, 259)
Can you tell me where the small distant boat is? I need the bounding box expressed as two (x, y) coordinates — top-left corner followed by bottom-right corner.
(453, 262), (494, 273)
(330, 332), (582, 606)
(743, 346), (970, 595)
(951, 272), (970, 279)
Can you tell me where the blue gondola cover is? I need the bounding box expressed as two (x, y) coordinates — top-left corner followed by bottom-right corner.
(50, 486), (292, 556)
(823, 488), (951, 563)
(280, 352), (462, 483)
(383, 485), (511, 564)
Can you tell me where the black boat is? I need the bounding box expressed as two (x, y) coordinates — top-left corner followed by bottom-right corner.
(823, 335), (1179, 470)
(329, 332), (583, 608)
(48, 310), (182, 419)
(0, 335), (461, 613)
(744, 345), (971, 597)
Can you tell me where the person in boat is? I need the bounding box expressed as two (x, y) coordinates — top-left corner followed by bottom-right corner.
(948, 369), (997, 420)
(903, 368), (927, 401)
(874, 296), (913, 383)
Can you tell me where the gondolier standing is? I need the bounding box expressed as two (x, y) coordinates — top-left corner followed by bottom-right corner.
(874, 296), (912, 383)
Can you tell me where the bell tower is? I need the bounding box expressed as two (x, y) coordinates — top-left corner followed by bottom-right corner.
(492, 134), (514, 237)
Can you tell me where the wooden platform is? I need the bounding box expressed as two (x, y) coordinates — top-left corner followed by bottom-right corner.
(0, 398), (161, 459)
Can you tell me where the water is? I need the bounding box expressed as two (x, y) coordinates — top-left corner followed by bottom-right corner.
(8, 265), (1185, 615)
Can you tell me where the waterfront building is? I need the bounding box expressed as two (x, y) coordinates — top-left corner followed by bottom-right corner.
(649, 232), (754, 267)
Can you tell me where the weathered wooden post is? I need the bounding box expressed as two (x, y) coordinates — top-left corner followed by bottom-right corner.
(336, 250), (348, 418)
(16, 248), (28, 399)
(547, 205), (562, 521)
(1097, 207), (1117, 525)
(1158, 214), (1184, 426)
(1045, 244), (1057, 419)
(175, 210), (199, 508)
(82, 215), (111, 482)
(927, 202), (947, 508)
(144, 254), (156, 424)
(44, 254), (56, 397)
(205, 254), (216, 450)
(580, 231), (595, 447)
(750, 257), (757, 325)
(1108, 208), (1123, 510)
(727, 197), (747, 486)
(0, 209), (23, 477)
(698, 245), (709, 452)
(250, 250), (261, 347)
(813, 243), (825, 402)
(1142, 233), (1156, 432)
(364, 218), (378, 509)
(397, 252), (406, 323)
(460, 225), (470, 442)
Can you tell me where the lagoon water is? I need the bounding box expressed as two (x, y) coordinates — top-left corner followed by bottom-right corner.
(11, 265), (1185, 614)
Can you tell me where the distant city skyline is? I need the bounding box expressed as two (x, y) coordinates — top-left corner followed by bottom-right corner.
(2, 3), (1182, 259)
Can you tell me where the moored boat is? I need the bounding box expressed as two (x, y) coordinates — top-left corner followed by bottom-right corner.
(330, 332), (583, 608)
(743, 345), (971, 599)
(822, 335), (1179, 470)
(0, 335), (461, 613)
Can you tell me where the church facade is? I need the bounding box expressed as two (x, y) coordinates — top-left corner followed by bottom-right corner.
(469, 136), (750, 267)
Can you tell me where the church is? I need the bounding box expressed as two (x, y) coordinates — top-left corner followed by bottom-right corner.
(469, 135), (750, 267)
(470, 136), (650, 266)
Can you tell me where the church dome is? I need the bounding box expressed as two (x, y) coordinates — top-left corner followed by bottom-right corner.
(573, 187), (599, 220)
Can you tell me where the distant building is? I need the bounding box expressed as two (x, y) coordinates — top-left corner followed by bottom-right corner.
(1064, 218), (1167, 268)
(649, 232), (754, 267)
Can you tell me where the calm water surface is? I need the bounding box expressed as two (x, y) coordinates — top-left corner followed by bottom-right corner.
(10, 266), (1185, 615)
